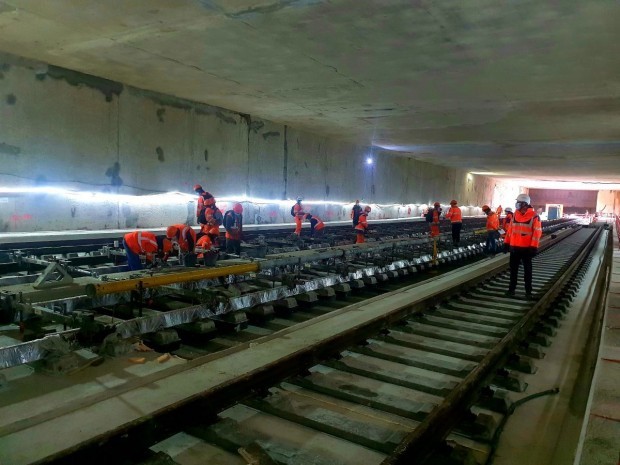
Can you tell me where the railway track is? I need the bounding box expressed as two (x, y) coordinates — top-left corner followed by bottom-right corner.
(0, 223), (607, 465)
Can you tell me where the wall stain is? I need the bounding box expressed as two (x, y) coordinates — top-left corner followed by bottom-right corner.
(46, 66), (123, 102)
(204, 149), (209, 162)
(262, 131), (280, 140)
(156, 146), (165, 162)
(248, 120), (265, 133)
(0, 142), (20, 155)
(105, 162), (123, 186)
(70, 206), (76, 218)
(156, 108), (166, 122)
(216, 111), (237, 124)
(326, 184), (330, 197)
(1, 63), (10, 72)
(35, 175), (47, 185)
(6, 94), (16, 105)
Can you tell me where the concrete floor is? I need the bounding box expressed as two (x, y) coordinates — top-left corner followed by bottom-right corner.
(494, 230), (610, 465)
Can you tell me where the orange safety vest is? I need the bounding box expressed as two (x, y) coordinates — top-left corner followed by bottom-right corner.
(486, 212), (499, 231)
(294, 203), (305, 219)
(124, 231), (158, 257)
(507, 208), (542, 248)
(355, 213), (368, 231)
(502, 212), (513, 232)
(305, 214), (325, 230)
(224, 211), (243, 240)
(169, 224), (196, 252)
(195, 235), (213, 258)
(446, 206), (462, 223)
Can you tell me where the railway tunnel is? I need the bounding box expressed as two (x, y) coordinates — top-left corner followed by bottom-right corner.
(0, 2), (619, 464)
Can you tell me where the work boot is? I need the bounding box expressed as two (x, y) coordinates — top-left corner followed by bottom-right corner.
(525, 292), (535, 301)
(505, 290), (516, 297)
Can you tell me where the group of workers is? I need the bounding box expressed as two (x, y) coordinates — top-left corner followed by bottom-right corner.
(122, 187), (541, 299)
(121, 184), (245, 270)
(293, 197), (371, 244)
(426, 195), (542, 299)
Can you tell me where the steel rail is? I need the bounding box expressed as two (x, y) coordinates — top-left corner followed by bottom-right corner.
(383, 227), (603, 465)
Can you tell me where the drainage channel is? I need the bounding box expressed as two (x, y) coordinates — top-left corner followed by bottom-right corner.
(0, 227), (599, 465)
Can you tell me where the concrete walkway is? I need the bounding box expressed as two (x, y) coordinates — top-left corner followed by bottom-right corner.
(574, 232), (620, 465)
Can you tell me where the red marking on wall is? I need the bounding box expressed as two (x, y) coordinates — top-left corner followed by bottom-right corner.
(10, 214), (32, 221)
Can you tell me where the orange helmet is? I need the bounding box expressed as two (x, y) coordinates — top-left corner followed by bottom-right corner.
(161, 238), (172, 254)
(434, 202), (441, 207)
(166, 225), (179, 239)
(233, 203), (243, 214)
(193, 184), (203, 192)
(450, 200), (457, 205)
(364, 205), (371, 212)
(481, 205), (491, 212)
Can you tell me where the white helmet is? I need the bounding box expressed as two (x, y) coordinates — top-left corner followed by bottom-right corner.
(504, 207), (513, 213)
(516, 194), (531, 205)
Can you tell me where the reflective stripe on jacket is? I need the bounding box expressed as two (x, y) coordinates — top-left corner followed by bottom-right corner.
(124, 231), (158, 256)
(446, 207), (462, 223)
(507, 208), (542, 248)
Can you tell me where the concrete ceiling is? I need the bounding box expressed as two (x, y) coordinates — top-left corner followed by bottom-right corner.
(1, 0), (619, 183)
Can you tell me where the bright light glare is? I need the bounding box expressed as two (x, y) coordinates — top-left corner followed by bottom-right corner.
(366, 157), (374, 165)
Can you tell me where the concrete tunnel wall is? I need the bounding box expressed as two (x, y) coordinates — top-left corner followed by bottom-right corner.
(0, 54), (519, 233)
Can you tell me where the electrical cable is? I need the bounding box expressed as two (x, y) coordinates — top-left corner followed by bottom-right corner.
(485, 387), (560, 465)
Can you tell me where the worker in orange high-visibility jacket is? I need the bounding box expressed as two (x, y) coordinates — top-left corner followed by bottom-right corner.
(292, 197), (305, 236)
(427, 202), (442, 237)
(166, 224), (196, 253)
(445, 200), (462, 246)
(201, 196), (223, 246)
(223, 203), (244, 255)
(123, 231), (172, 271)
(505, 194), (542, 299)
(194, 185), (212, 225)
(355, 206), (371, 243)
(502, 207), (514, 232)
(482, 205), (500, 254)
(351, 200), (362, 226)
(304, 213), (325, 238)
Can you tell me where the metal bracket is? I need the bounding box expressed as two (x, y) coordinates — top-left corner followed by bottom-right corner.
(33, 262), (74, 289)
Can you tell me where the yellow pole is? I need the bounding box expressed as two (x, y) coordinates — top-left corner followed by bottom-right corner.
(86, 262), (259, 297)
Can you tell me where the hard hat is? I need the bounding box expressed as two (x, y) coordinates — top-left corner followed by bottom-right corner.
(364, 206), (371, 212)
(516, 194), (531, 204)
(161, 238), (172, 254)
(434, 202), (441, 207)
(504, 207), (513, 213)
(166, 225), (179, 239)
(450, 200), (457, 205)
(481, 205), (491, 212)
(233, 203), (243, 214)
(193, 184), (203, 191)
(296, 196), (303, 202)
